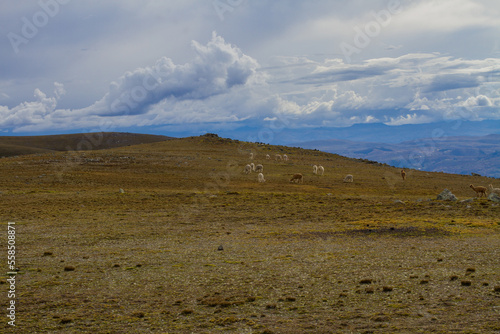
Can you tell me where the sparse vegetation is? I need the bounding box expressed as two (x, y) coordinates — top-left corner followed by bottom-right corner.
(0, 134), (498, 333)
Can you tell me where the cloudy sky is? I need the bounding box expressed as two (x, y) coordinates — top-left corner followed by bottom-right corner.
(1, 0), (499, 141)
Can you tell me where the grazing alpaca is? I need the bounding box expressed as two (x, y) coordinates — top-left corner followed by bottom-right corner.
(401, 169), (406, 180)
(312, 165), (318, 175)
(255, 164), (263, 173)
(244, 164), (251, 175)
(489, 184), (500, 194)
(283, 154), (289, 161)
(290, 173), (303, 184)
(343, 174), (353, 183)
(266, 154), (271, 160)
(258, 173), (265, 183)
(470, 184), (487, 197)
(317, 165), (324, 176)
(275, 154), (282, 161)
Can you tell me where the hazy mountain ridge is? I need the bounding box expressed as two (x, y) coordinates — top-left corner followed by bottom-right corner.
(206, 120), (500, 145)
(0, 132), (173, 157)
(294, 134), (500, 178)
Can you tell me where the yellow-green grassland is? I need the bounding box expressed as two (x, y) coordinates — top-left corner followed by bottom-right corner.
(1, 133), (499, 333)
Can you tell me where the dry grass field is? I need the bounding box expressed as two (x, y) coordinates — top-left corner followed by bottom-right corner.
(1, 133), (499, 333)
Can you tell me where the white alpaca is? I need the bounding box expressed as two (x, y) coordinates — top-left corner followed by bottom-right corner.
(250, 163), (255, 171)
(290, 173), (303, 184)
(249, 152), (254, 160)
(266, 154), (271, 160)
(343, 174), (353, 183)
(317, 165), (324, 176)
(275, 154), (282, 161)
(489, 184), (500, 194)
(312, 165), (318, 175)
(255, 164), (263, 173)
(244, 164), (251, 175)
(258, 173), (265, 183)
(283, 154), (288, 161)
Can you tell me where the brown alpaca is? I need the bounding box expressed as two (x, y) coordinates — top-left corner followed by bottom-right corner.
(470, 184), (487, 197)
(289, 173), (303, 184)
(401, 169), (406, 180)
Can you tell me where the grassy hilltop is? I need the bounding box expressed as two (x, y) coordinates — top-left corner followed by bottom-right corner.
(0, 133), (499, 333)
(0, 132), (171, 158)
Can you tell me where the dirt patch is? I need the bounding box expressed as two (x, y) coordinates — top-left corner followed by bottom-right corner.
(345, 226), (452, 237)
(293, 226), (452, 240)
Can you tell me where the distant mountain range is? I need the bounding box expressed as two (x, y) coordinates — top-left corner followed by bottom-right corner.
(208, 120), (500, 145)
(293, 134), (500, 178)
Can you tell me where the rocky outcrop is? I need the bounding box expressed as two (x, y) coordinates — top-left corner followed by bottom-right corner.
(437, 189), (457, 201)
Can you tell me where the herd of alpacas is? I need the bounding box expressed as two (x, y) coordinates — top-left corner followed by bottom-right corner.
(245, 152), (357, 185)
(244, 153), (499, 198)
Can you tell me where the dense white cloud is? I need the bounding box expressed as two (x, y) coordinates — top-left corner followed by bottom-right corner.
(266, 53), (500, 127)
(80, 32), (261, 117)
(393, 0), (500, 33)
(462, 95), (493, 107)
(0, 84), (62, 129)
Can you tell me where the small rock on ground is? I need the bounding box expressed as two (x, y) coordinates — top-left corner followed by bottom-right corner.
(437, 189), (457, 201)
(488, 193), (500, 203)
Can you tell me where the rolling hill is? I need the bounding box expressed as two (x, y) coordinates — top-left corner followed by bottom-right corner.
(0, 132), (173, 157)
